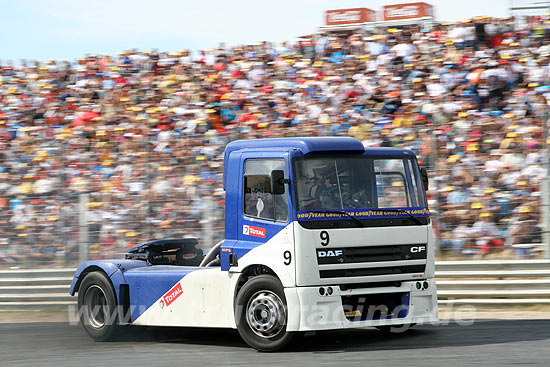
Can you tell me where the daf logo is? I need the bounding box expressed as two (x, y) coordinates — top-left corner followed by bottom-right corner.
(317, 250), (344, 257)
(410, 246), (426, 253)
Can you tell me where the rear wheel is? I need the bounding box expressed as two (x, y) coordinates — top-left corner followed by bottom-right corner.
(78, 272), (121, 341)
(235, 275), (296, 351)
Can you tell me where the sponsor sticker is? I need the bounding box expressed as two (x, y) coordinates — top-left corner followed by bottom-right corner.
(160, 283), (183, 309)
(243, 224), (266, 238)
(297, 207), (430, 221)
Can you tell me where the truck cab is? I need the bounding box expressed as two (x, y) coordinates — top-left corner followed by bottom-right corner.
(70, 137), (438, 351)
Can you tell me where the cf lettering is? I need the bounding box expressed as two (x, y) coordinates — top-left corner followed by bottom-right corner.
(411, 246), (426, 253)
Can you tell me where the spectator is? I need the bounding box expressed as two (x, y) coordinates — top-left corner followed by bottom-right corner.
(471, 212), (504, 255)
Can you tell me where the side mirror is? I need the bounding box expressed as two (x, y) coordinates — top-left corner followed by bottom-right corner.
(420, 167), (429, 191)
(271, 170), (287, 195)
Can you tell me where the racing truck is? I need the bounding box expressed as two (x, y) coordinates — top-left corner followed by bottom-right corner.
(70, 137), (438, 351)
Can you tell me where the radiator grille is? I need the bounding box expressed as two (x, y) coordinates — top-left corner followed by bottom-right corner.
(317, 244), (427, 279)
(317, 244), (426, 265)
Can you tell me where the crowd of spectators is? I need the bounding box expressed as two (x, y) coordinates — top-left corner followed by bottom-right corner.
(1, 15), (550, 267)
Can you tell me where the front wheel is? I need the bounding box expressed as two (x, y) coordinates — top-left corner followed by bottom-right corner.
(77, 271), (121, 341)
(235, 275), (296, 351)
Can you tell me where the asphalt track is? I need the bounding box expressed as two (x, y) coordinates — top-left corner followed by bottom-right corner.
(2, 320), (550, 366)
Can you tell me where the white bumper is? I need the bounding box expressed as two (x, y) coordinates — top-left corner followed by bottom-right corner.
(285, 280), (438, 332)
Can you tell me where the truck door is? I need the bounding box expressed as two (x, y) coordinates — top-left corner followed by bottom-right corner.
(220, 153), (293, 276)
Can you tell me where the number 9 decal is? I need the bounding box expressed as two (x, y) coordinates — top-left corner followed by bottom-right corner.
(320, 231), (330, 246)
(283, 251), (292, 265)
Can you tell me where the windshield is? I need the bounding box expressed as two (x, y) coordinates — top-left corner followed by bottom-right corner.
(294, 156), (428, 222)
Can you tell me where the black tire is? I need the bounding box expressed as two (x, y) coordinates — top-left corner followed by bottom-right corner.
(375, 323), (415, 333)
(235, 275), (296, 352)
(77, 272), (121, 341)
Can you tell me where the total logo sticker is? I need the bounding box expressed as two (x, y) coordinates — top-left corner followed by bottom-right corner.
(243, 224), (266, 238)
(159, 283), (183, 309)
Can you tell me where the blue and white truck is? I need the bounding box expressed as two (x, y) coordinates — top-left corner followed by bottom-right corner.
(70, 137), (438, 351)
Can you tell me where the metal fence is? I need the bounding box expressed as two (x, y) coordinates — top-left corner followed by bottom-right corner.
(0, 135), (228, 268)
(424, 110), (550, 259)
(1, 124), (550, 269)
(1, 260), (549, 311)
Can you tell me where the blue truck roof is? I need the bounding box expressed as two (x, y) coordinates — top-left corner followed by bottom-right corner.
(224, 137), (364, 156)
(224, 137), (415, 158)
(222, 137), (416, 189)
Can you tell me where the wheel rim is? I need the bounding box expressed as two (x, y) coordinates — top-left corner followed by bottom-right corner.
(246, 291), (286, 338)
(83, 285), (108, 329)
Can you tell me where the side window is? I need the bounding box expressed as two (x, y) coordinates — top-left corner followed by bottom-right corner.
(407, 160), (421, 207)
(374, 159), (410, 208)
(244, 159), (289, 222)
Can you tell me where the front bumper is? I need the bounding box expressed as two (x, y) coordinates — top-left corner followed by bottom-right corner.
(284, 279), (438, 332)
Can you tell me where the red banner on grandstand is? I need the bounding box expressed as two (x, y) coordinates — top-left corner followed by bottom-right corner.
(383, 2), (434, 21)
(325, 8), (376, 26)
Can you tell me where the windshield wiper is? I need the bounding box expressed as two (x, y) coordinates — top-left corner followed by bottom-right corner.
(380, 208), (424, 225)
(307, 210), (365, 228)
